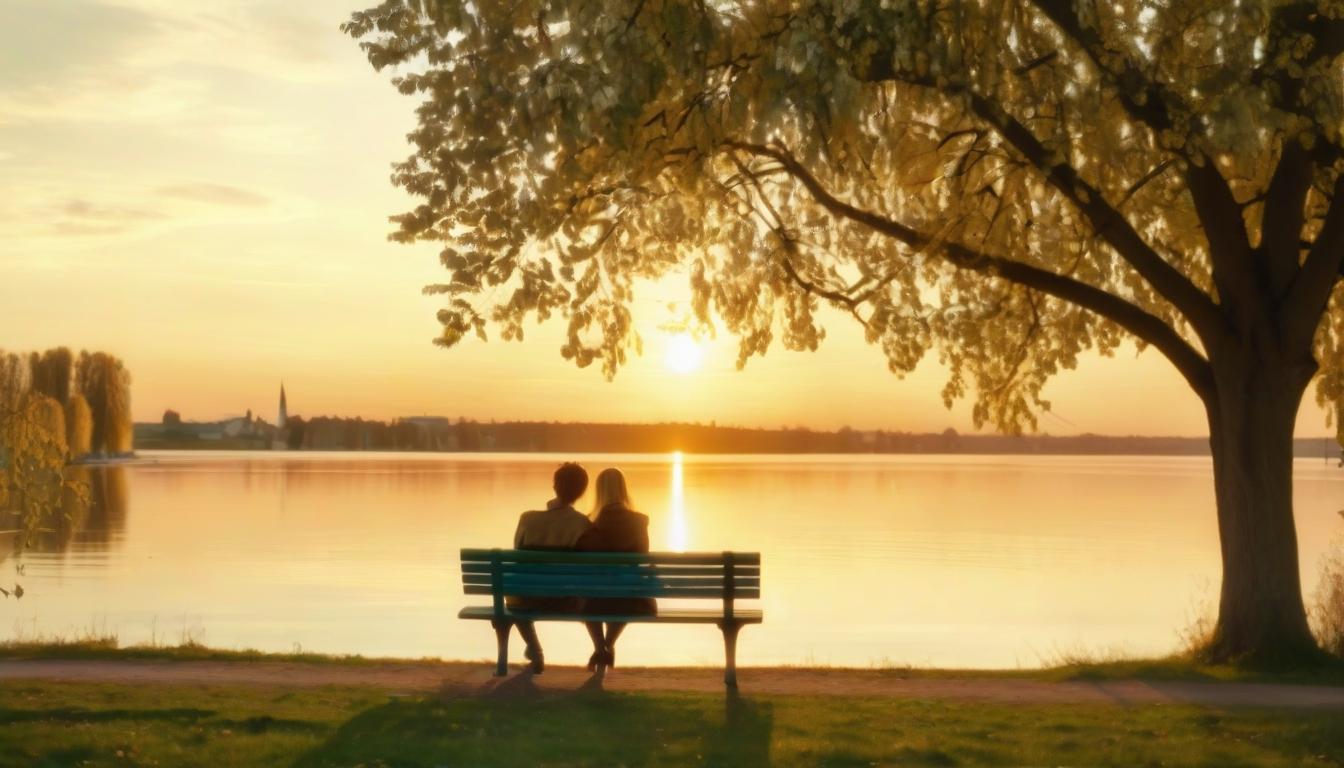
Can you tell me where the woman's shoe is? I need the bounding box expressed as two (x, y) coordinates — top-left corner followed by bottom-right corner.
(524, 645), (545, 674)
(603, 647), (616, 669)
(586, 650), (604, 672)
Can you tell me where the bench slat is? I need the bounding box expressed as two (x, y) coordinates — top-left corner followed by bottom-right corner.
(460, 563), (759, 577)
(463, 584), (761, 599)
(461, 549), (760, 566)
(458, 605), (764, 624)
(461, 574), (761, 590)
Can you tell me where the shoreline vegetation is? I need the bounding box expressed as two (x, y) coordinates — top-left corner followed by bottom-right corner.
(69, 452), (137, 465)
(2, 348), (135, 587)
(135, 417), (1344, 459)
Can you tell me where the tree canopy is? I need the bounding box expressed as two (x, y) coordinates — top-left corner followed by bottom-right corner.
(346, 0), (1344, 439)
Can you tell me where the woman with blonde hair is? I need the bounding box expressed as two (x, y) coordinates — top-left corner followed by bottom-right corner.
(576, 467), (655, 670)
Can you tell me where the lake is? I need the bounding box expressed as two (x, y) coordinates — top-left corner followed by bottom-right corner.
(5, 451), (1343, 669)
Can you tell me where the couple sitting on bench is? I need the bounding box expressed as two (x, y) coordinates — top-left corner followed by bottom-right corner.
(511, 462), (655, 673)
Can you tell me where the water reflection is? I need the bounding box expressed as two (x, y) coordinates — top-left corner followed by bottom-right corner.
(667, 452), (688, 552)
(6, 452), (1343, 668)
(6, 465), (128, 557)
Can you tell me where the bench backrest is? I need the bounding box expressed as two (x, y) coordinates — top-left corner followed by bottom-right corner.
(460, 548), (761, 617)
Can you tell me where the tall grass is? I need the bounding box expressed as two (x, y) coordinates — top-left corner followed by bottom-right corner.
(1176, 583), (1217, 657)
(1175, 539), (1344, 664)
(1312, 535), (1344, 658)
(1, 621), (119, 653)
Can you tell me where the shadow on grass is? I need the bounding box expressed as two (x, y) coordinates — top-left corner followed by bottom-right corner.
(0, 706), (217, 725)
(293, 673), (774, 767)
(0, 704), (330, 738)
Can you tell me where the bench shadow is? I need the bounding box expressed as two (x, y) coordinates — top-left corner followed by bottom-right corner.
(291, 671), (774, 767)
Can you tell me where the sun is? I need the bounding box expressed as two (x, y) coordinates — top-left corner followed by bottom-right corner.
(664, 333), (703, 374)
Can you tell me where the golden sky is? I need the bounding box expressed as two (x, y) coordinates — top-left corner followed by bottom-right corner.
(0, 0), (1332, 437)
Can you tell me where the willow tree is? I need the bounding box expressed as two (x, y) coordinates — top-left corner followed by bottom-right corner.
(0, 353), (70, 572)
(75, 352), (132, 456)
(346, 0), (1344, 662)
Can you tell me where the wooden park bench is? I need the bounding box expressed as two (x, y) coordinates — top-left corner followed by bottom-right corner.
(459, 548), (762, 688)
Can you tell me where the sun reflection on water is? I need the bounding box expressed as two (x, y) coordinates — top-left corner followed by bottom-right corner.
(668, 451), (688, 552)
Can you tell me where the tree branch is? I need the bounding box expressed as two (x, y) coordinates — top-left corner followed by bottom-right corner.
(726, 140), (1214, 397)
(1118, 159), (1175, 209)
(1184, 158), (1257, 320)
(969, 93), (1227, 340)
(853, 53), (1222, 340)
(727, 152), (877, 328)
(1260, 139), (1315, 297)
(1283, 174), (1344, 349)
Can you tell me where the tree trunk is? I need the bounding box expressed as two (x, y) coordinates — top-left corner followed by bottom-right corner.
(1203, 350), (1320, 665)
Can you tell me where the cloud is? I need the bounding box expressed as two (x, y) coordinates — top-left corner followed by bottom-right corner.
(43, 198), (163, 236)
(49, 221), (141, 237)
(62, 199), (160, 220)
(0, 1), (346, 128)
(158, 183), (269, 207)
(0, 1), (160, 90)
(208, 5), (338, 67)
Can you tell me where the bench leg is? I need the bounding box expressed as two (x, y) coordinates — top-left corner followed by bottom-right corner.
(718, 621), (742, 690)
(491, 619), (512, 677)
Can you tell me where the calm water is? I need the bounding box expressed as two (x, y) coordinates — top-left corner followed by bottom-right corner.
(5, 451), (1343, 668)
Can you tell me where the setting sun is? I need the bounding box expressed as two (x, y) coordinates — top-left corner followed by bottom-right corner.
(664, 334), (704, 374)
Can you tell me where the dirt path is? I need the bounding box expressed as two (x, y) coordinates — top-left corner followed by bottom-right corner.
(3, 658), (1343, 709)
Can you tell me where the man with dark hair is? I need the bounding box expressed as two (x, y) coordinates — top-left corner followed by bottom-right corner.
(508, 462), (592, 672)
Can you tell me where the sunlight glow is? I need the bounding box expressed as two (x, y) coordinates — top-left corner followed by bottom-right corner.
(664, 334), (703, 374)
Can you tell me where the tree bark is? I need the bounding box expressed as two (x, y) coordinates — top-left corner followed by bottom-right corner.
(1203, 347), (1320, 664)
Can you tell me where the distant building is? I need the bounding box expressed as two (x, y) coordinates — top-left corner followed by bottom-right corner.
(222, 415), (250, 437)
(137, 402), (278, 449)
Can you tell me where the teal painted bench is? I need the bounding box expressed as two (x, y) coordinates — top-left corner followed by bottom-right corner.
(458, 548), (763, 688)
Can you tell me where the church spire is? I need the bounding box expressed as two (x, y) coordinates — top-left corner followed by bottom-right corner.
(278, 383), (288, 429)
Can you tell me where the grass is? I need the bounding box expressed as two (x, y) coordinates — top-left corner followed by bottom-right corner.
(0, 637), (423, 667)
(1032, 651), (1344, 686)
(1, 679), (1342, 767)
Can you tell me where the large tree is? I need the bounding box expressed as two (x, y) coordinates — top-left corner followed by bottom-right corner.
(346, 0), (1344, 662)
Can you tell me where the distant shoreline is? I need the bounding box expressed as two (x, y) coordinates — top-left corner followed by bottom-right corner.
(131, 436), (1342, 460)
(70, 452), (141, 466)
(135, 416), (1342, 459)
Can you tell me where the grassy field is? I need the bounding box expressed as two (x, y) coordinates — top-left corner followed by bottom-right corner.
(1, 678), (1342, 767)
